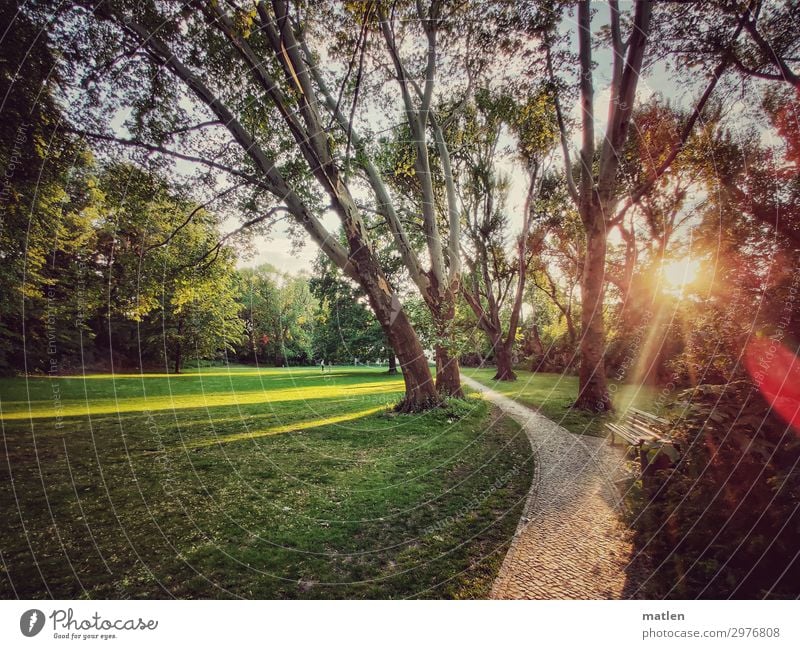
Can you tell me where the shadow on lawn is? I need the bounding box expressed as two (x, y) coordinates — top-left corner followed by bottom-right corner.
(175, 404), (388, 450)
(0, 382), (405, 423)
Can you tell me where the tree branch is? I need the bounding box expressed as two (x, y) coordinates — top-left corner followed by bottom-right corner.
(597, 0), (653, 200)
(612, 8), (752, 223)
(179, 206), (291, 273)
(577, 0), (596, 219)
(378, 5), (446, 291)
(145, 181), (246, 253)
(109, 8), (354, 278)
(546, 40), (579, 206)
(66, 128), (271, 190)
(739, 4), (800, 89)
(297, 38), (429, 293)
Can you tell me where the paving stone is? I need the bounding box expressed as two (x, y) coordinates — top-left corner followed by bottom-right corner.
(461, 376), (643, 600)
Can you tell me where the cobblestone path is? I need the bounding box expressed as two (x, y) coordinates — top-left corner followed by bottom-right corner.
(461, 375), (640, 599)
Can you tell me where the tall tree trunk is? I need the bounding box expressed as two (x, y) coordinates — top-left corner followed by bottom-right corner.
(387, 348), (398, 374)
(173, 317), (183, 374)
(328, 183), (439, 410)
(352, 246), (438, 410)
(430, 295), (463, 397)
(530, 323), (544, 357)
(384, 310), (438, 411)
(568, 1), (652, 412)
(435, 345), (463, 397)
(575, 221), (612, 411)
(565, 307), (577, 346)
(359, 272), (438, 410)
(493, 339), (517, 381)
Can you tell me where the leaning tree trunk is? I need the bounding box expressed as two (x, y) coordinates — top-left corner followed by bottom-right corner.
(332, 192), (439, 411)
(351, 244), (439, 410)
(384, 310), (438, 411)
(493, 339), (517, 381)
(575, 220), (612, 412)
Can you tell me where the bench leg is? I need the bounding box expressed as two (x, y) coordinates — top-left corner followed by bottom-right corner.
(639, 445), (648, 476)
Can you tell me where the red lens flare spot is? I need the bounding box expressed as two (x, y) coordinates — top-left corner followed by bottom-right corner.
(745, 339), (800, 433)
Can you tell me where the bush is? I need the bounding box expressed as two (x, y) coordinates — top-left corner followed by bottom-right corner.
(627, 380), (800, 598)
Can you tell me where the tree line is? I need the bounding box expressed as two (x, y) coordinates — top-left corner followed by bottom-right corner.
(0, 146), (393, 375)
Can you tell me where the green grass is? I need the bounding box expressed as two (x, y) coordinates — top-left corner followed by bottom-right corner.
(465, 368), (659, 437)
(0, 365), (533, 599)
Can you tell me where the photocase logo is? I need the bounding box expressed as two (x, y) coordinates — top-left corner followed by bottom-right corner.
(20, 609), (45, 637)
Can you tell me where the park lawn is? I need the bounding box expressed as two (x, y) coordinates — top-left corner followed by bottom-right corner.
(0, 366), (533, 599)
(465, 368), (660, 437)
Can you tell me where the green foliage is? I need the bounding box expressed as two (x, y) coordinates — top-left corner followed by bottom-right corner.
(93, 162), (243, 372)
(236, 265), (316, 366)
(472, 86), (558, 163)
(663, 100), (800, 387)
(0, 1), (91, 372)
(652, 0), (800, 87)
(627, 381), (800, 598)
(308, 252), (391, 364)
(0, 152), (243, 374)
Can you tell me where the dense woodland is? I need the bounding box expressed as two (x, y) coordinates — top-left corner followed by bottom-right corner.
(2, 0), (800, 597)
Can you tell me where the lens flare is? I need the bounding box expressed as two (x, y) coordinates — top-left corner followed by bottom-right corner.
(745, 338), (800, 434)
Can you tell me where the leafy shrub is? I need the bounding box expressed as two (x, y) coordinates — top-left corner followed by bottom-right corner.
(627, 380), (800, 598)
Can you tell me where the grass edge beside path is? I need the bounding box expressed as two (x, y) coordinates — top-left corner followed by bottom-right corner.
(464, 368), (660, 437)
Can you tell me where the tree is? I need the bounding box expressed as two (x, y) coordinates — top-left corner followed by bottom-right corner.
(0, 0), (94, 373)
(93, 162), (242, 373)
(238, 265), (316, 367)
(165, 261), (242, 373)
(367, 1), (476, 396)
(654, 0), (800, 91)
(668, 95), (800, 386)
(526, 174), (583, 361)
(457, 89), (558, 380)
(309, 254), (392, 369)
(601, 100), (705, 384)
(563, 0), (655, 410)
(44, 0), (446, 409)
(544, 0), (754, 410)
(237, 265), (281, 365)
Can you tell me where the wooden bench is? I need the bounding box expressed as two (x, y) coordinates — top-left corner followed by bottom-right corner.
(607, 407), (680, 473)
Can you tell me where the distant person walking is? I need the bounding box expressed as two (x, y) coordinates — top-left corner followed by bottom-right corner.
(320, 358), (326, 373)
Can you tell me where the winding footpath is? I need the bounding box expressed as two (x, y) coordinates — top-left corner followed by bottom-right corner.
(461, 375), (641, 599)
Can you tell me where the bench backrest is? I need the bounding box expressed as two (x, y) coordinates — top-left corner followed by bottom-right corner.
(617, 407), (669, 440)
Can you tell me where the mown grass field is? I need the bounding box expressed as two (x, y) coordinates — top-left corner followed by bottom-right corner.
(0, 366), (533, 599)
(466, 368), (659, 436)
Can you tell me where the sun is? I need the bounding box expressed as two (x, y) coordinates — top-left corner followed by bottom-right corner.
(661, 258), (701, 295)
